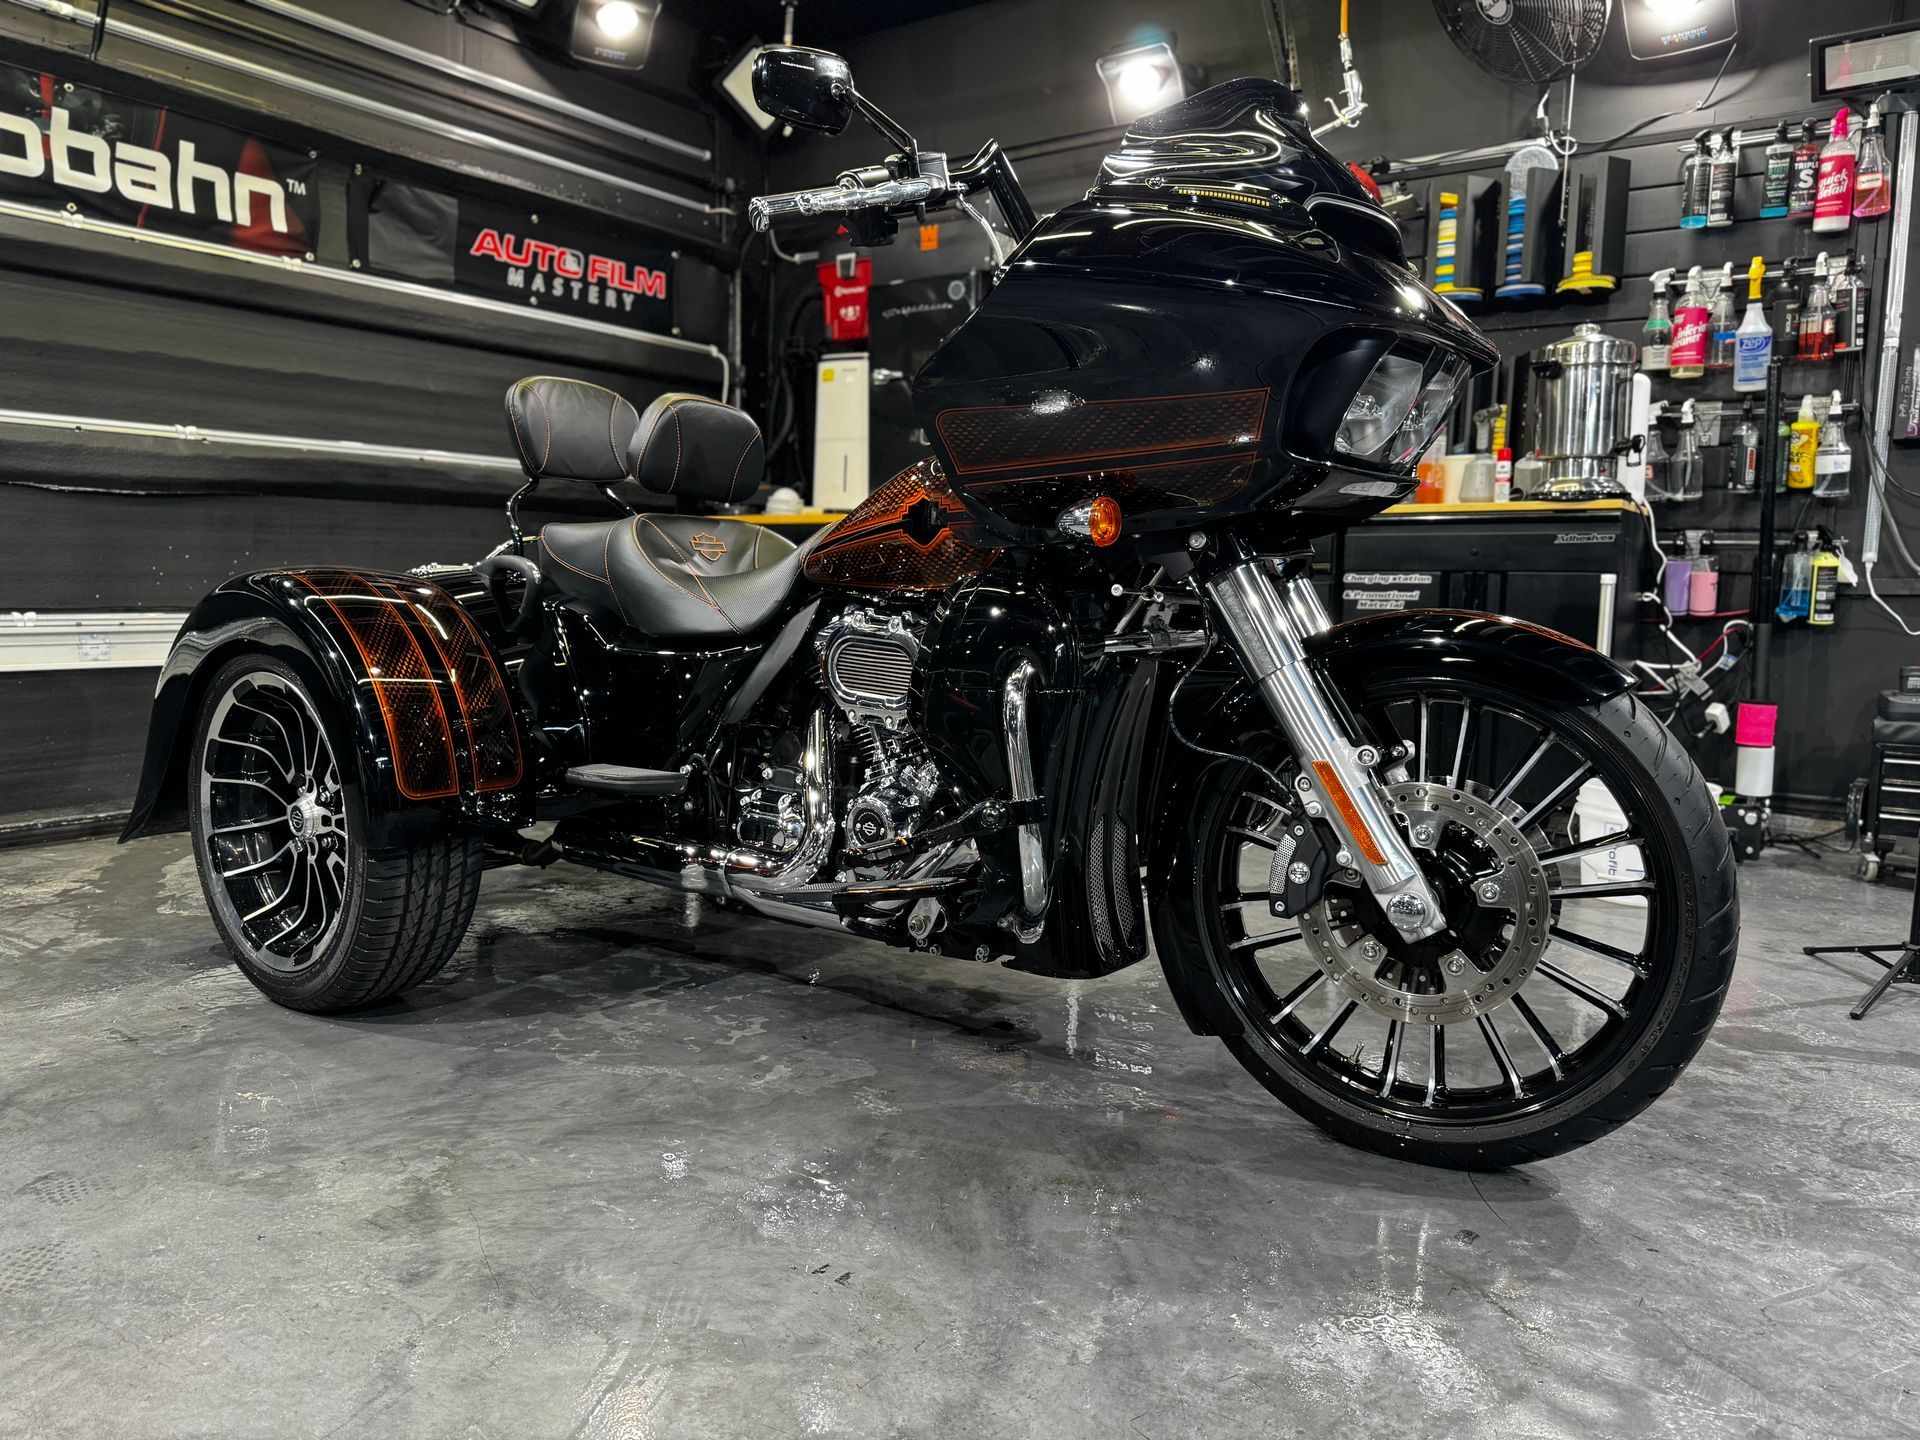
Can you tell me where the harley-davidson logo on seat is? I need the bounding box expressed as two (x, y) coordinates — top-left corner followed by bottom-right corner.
(690, 532), (727, 562)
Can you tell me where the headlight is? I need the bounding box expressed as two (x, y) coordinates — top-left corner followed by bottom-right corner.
(1334, 352), (1424, 459)
(1334, 346), (1469, 470)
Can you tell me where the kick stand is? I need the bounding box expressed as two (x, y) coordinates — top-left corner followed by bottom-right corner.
(1803, 871), (1920, 1021)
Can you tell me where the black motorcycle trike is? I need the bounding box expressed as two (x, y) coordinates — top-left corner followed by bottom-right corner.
(122, 50), (1737, 1169)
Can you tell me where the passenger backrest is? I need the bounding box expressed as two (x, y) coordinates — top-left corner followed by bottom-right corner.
(504, 376), (641, 485)
(627, 392), (764, 504)
(503, 377), (763, 505)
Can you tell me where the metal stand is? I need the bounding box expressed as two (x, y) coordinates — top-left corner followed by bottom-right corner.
(1804, 871), (1920, 1020)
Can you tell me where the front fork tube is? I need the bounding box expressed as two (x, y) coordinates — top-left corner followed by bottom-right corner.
(1205, 557), (1447, 941)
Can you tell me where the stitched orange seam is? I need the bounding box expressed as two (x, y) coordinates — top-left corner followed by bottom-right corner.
(507, 382), (534, 474)
(606, 524), (633, 627)
(541, 535), (617, 589)
(530, 385), (555, 475)
(668, 407), (684, 493)
(633, 396), (686, 486)
(727, 430), (761, 502)
(637, 516), (740, 633)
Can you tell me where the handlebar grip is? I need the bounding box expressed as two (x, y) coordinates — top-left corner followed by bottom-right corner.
(749, 175), (941, 231)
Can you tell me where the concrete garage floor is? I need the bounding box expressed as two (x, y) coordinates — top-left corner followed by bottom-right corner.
(4, 835), (1920, 1439)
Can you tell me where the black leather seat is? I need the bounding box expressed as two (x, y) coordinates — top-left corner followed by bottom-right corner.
(503, 376), (816, 639)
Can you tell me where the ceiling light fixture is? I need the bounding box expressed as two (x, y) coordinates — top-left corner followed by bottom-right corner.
(569, 0), (660, 70)
(1096, 39), (1185, 126)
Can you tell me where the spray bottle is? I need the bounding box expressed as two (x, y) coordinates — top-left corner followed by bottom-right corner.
(1707, 129), (1737, 227)
(1809, 533), (1844, 626)
(1680, 132), (1712, 229)
(1664, 529), (1695, 616)
(1787, 394), (1820, 489)
(1643, 400), (1671, 500)
(1733, 255), (1772, 393)
(1690, 531), (1721, 615)
(1672, 398), (1705, 501)
(1669, 266), (1710, 379)
(1777, 533), (1812, 621)
(1708, 262), (1738, 371)
(1798, 253), (1834, 362)
(1815, 392), (1852, 500)
(1727, 397), (1760, 492)
(1855, 100), (1893, 218)
(1643, 269), (1675, 374)
(1786, 119), (1821, 219)
(1760, 123), (1794, 217)
(1813, 106), (1858, 235)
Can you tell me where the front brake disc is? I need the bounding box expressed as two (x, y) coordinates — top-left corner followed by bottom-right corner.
(1298, 782), (1551, 1026)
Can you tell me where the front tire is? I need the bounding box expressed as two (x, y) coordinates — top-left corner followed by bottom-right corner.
(1164, 680), (1738, 1170)
(187, 655), (483, 1012)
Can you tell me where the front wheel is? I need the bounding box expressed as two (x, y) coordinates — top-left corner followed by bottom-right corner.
(1165, 675), (1738, 1169)
(187, 655), (484, 1012)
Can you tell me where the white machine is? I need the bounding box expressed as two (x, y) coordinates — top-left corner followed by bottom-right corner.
(812, 351), (870, 510)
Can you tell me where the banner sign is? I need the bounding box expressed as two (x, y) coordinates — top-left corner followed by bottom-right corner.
(355, 177), (675, 333)
(0, 64), (319, 256)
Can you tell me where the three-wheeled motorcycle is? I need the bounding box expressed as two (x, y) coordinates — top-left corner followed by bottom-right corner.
(123, 47), (1737, 1168)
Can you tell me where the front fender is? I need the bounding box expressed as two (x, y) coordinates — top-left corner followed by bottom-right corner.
(121, 567), (530, 845)
(1145, 608), (1631, 1036)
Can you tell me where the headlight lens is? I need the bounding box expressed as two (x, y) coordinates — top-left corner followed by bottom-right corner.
(1334, 347), (1469, 471)
(1334, 352), (1425, 460)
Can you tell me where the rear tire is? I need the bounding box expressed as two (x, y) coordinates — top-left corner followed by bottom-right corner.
(187, 655), (483, 1013)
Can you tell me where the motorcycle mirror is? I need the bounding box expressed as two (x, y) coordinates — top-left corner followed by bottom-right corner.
(751, 46), (857, 135)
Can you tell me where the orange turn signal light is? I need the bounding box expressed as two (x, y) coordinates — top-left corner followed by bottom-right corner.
(1059, 495), (1123, 547)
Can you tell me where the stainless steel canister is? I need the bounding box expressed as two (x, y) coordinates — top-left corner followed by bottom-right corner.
(1528, 323), (1638, 486)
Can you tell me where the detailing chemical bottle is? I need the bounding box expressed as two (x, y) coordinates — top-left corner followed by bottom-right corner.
(1664, 533), (1695, 616)
(1643, 402), (1672, 500)
(1786, 119), (1822, 220)
(1733, 256), (1772, 392)
(1727, 398), (1760, 493)
(1777, 534), (1812, 621)
(1809, 539), (1843, 626)
(1734, 704), (1778, 800)
(1787, 394), (1820, 489)
(1831, 253), (1868, 355)
(1680, 132), (1712, 229)
(1854, 101), (1892, 218)
(1774, 411), (1793, 493)
(1689, 534), (1721, 615)
(1669, 266), (1710, 379)
(1814, 392), (1852, 500)
(1493, 446), (1513, 503)
(1642, 270), (1675, 373)
(1813, 106), (1858, 235)
(1459, 454), (1496, 503)
(1708, 263), (1738, 371)
(1760, 123), (1794, 217)
(1797, 253), (1834, 361)
(1671, 399), (1705, 501)
(1707, 129), (1737, 228)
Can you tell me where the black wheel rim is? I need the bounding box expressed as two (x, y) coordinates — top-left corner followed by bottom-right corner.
(1209, 680), (1679, 1128)
(197, 672), (348, 974)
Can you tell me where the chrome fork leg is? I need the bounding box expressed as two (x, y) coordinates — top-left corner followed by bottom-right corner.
(1205, 557), (1446, 940)
(1003, 659), (1048, 942)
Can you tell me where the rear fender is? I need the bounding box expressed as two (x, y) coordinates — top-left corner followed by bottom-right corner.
(122, 568), (531, 846)
(1146, 608), (1632, 1036)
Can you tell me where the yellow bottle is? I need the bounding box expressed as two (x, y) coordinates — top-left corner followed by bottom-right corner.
(1787, 393), (1819, 490)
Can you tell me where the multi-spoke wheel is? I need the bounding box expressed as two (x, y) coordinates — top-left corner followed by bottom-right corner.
(187, 656), (486, 1013)
(1168, 677), (1738, 1169)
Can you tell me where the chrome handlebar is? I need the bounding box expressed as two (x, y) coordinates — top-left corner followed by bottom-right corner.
(748, 174), (945, 232)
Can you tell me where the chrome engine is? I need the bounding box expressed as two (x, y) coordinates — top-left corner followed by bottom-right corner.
(817, 607), (944, 861)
